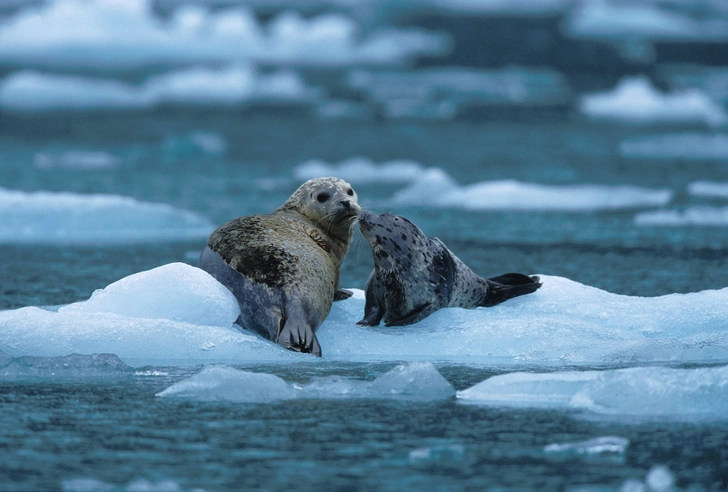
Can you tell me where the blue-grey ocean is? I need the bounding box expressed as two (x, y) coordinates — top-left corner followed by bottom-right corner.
(2, 0), (728, 490)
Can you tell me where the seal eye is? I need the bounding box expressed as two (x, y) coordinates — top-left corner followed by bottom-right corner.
(347, 188), (354, 196)
(317, 192), (330, 203)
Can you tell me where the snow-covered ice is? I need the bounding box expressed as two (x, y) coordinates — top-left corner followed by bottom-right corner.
(1, 263), (727, 366)
(458, 365), (728, 419)
(0, 66), (322, 111)
(688, 181), (728, 199)
(0, 0), (448, 68)
(156, 362), (455, 402)
(390, 168), (672, 211)
(579, 76), (728, 127)
(0, 188), (214, 243)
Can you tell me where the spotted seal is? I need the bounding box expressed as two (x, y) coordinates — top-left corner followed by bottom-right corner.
(357, 210), (541, 326)
(199, 177), (360, 356)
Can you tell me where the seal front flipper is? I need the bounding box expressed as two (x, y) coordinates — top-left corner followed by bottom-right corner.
(334, 289), (353, 301)
(385, 302), (436, 327)
(481, 273), (542, 308)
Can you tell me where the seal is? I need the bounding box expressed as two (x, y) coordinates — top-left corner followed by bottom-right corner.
(199, 177), (360, 356)
(357, 210), (541, 326)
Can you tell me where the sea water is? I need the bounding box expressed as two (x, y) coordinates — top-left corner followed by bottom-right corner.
(2, 0), (728, 491)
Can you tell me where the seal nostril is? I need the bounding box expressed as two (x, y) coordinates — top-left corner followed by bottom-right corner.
(340, 200), (351, 209)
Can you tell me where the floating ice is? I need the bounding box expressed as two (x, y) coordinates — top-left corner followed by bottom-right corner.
(156, 362), (455, 402)
(428, 0), (573, 15)
(390, 168), (672, 211)
(0, 351), (131, 379)
(0, 0), (448, 68)
(544, 436), (629, 457)
(0, 187), (214, 243)
(0, 66), (321, 111)
(33, 150), (120, 170)
(458, 365), (728, 419)
(580, 76), (728, 127)
(63, 478), (185, 492)
(161, 131), (228, 158)
(293, 157), (424, 184)
(619, 133), (728, 160)
(348, 67), (571, 119)
(635, 206), (728, 226)
(563, 0), (728, 42)
(2, 269), (728, 366)
(688, 181), (728, 199)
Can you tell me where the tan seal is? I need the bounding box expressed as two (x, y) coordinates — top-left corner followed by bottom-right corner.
(199, 177), (360, 356)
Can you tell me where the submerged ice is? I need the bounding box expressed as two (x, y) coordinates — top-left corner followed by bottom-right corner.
(1, 263), (727, 366)
(156, 362), (455, 402)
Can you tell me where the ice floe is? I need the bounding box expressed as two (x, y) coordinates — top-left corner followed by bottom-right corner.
(0, 66), (321, 111)
(0, 0), (448, 68)
(428, 0), (574, 15)
(619, 133), (728, 160)
(33, 150), (120, 170)
(0, 187), (214, 243)
(390, 168), (672, 211)
(579, 76), (728, 127)
(457, 365), (728, 419)
(156, 362), (455, 402)
(1, 264), (728, 366)
(293, 157), (424, 184)
(635, 206), (728, 226)
(348, 67), (571, 119)
(563, 0), (728, 42)
(688, 181), (728, 199)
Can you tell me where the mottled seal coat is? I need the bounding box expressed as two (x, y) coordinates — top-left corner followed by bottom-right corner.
(199, 178), (360, 356)
(357, 210), (542, 327)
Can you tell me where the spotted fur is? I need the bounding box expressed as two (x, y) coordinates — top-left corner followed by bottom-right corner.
(357, 210), (542, 327)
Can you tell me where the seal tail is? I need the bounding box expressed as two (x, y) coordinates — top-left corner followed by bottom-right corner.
(481, 273), (542, 308)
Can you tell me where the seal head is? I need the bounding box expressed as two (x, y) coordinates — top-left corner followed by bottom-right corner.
(200, 177), (360, 356)
(357, 210), (541, 327)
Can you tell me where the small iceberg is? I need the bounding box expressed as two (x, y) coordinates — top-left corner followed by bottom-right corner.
(635, 206), (728, 226)
(293, 157), (424, 184)
(579, 76), (728, 127)
(0, 187), (214, 244)
(458, 365), (728, 420)
(156, 362), (455, 402)
(390, 168), (672, 211)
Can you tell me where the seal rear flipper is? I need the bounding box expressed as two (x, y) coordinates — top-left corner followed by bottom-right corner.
(276, 317), (322, 357)
(481, 273), (542, 308)
(385, 302), (436, 326)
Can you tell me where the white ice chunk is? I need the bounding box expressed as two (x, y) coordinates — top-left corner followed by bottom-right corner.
(579, 76), (728, 127)
(156, 365), (296, 402)
(458, 365), (728, 419)
(0, 66), (321, 111)
(156, 362), (455, 402)
(619, 133), (728, 161)
(0, 187), (214, 244)
(688, 181), (728, 199)
(635, 206), (728, 226)
(391, 168), (672, 211)
(544, 436), (629, 456)
(59, 263), (239, 327)
(293, 157), (424, 184)
(0, 1), (448, 68)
